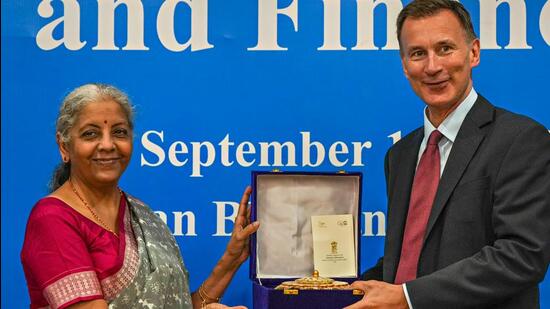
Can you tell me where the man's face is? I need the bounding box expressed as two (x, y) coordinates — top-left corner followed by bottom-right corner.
(399, 10), (480, 117)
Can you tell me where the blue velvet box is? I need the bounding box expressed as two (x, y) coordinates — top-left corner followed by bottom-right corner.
(250, 171), (364, 309)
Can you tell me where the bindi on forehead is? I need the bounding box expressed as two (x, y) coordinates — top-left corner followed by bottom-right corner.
(104, 120), (108, 124)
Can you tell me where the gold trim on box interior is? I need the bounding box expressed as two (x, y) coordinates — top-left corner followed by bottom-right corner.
(275, 270), (351, 291)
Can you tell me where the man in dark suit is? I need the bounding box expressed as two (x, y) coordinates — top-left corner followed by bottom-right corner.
(345, 1), (550, 308)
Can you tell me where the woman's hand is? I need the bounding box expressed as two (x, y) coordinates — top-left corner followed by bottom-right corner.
(204, 303), (247, 309)
(192, 187), (260, 309)
(224, 186), (260, 268)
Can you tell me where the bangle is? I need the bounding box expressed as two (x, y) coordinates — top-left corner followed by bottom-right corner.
(199, 283), (220, 308)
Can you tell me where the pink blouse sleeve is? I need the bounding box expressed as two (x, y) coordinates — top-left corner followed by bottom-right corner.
(21, 199), (104, 309)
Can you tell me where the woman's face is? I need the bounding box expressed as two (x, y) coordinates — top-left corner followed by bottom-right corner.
(60, 99), (133, 187)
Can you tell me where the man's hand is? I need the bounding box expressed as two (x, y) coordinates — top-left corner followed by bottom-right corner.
(344, 280), (409, 309)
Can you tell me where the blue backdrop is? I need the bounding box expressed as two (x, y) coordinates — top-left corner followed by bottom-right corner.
(2, 0), (549, 307)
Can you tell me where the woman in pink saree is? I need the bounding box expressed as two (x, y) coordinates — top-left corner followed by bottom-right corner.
(21, 84), (259, 309)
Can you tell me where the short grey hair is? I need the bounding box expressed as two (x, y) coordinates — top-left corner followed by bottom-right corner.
(56, 83), (134, 144)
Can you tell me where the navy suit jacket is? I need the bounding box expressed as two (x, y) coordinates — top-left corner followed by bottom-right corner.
(362, 95), (550, 308)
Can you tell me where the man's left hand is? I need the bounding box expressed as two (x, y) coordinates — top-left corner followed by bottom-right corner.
(344, 280), (409, 309)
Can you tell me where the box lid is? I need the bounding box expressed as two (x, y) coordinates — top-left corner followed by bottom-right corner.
(249, 171), (362, 285)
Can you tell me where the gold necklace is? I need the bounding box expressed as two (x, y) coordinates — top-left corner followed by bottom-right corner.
(69, 179), (119, 238)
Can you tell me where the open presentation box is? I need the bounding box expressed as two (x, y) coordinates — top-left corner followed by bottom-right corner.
(250, 171), (364, 309)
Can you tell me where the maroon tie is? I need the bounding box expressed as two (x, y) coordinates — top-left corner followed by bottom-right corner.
(395, 130), (443, 284)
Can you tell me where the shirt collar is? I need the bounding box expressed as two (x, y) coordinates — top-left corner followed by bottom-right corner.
(423, 88), (478, 143)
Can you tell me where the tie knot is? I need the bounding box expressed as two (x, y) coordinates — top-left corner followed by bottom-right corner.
(427, 130), (443, 145)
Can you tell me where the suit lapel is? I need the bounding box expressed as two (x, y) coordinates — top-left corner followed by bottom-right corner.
(386, 128), (423, 281)
(423, 96), (495, 242)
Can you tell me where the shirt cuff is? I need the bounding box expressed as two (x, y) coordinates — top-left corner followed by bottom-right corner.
(402, 283), (413, 309)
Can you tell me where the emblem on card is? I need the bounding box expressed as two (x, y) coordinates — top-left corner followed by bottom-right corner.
(331, 241), (338, 254)
(318, 221), (327, 228)
(337, 220), (348, 226)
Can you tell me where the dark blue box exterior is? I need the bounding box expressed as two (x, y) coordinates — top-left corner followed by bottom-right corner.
(250, 171), (364, 309)
(252, 282), (363, 309)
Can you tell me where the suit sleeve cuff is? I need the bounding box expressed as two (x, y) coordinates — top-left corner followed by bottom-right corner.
(403, 283), (413, 309)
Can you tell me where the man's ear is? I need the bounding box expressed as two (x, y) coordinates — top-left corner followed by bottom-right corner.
(401, 56), (410, 79)
(57, 132), (70, 163)
(470, 38), (481, 68)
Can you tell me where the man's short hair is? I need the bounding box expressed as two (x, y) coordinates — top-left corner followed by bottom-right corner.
(396, 0), (477, 47)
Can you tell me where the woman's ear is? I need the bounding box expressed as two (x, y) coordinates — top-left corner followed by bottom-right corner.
(57, 133), (70, 163)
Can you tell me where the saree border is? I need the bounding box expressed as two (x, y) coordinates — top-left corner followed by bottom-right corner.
(100, 202), (140, 300)
(42, 270), (102, 308)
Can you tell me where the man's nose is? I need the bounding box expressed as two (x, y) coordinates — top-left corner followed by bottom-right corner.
(425, 52), (443, 75)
